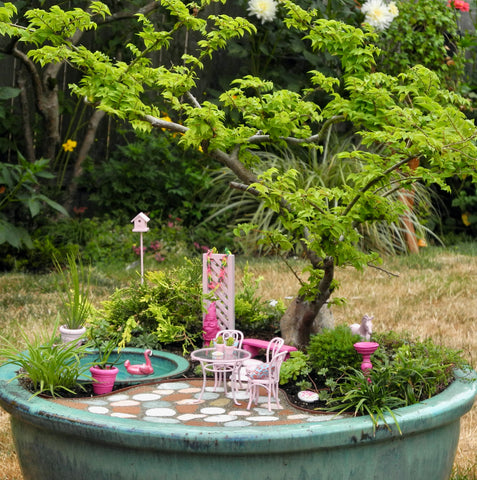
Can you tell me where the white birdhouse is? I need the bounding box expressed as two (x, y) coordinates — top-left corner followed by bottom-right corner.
(131, 212), (150, 232)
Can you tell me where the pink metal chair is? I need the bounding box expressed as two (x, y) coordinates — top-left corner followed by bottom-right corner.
(240, 337), (285, 383)
(246, 350), (288, 412)
(215, 329), (243, 348)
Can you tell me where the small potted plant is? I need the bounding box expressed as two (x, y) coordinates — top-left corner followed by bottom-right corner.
(54, 252), (91, 345)
(224, 336), (236, 359)
(214, 335), (225, 353)
(89, 339), (120, 395)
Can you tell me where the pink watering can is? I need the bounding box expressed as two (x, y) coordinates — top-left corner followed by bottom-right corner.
(124, 349), (154, 375)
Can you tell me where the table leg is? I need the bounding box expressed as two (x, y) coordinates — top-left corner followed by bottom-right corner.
(195, 361), (207, 402)
(230, 362), (244, 406)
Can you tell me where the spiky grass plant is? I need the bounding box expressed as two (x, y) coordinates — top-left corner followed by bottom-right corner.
(53, 252), (92, 329)
(0, 319), (92, 398)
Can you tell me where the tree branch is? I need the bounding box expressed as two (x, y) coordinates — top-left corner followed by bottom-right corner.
(144, 114), (188, 134)
(343, 155), (415, 216)
(246, 115), (345, 146)
(367, 263), (399, 277)
(96, 2), (161, 24)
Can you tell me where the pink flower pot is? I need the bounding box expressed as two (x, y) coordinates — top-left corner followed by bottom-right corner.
(224, 345), (235, 359)
(90, 365), (119, 395)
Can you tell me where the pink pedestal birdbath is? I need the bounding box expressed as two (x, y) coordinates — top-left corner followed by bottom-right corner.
(354, 342), (379, 380)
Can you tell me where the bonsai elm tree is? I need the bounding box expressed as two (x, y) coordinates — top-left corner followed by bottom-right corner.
(1, 0), (476, 347)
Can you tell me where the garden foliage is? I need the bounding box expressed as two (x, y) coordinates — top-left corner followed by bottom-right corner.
(87, 257), (283, 353)
(279, 326), (471, 431)
(88, 260), (205, 353)
(1, 0), (477, 345)
(0, 320), (93, 398)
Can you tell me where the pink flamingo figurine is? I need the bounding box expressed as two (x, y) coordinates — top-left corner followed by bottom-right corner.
(124, 349), (154, 375)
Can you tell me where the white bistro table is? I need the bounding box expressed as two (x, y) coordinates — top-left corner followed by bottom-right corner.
(191, 347), (251, 405)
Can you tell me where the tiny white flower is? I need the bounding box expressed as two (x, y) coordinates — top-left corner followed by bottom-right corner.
(247, 0), (278, 24)
(269, 299), (278, 307)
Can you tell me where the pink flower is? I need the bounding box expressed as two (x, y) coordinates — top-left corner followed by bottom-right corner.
(150, 240), (162, 251)
(448, 0), (470, 11)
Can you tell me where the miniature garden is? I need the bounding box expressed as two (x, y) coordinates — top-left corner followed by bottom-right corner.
(0, 0), (477, 479)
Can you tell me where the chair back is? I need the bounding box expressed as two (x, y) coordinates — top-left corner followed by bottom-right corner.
(215, 329), (244, 348)
(269, 350), (287, 383)
(266, 337), (285, 362)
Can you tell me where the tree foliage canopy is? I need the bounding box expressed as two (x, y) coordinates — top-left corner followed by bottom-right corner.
(1, 0), (477, 344)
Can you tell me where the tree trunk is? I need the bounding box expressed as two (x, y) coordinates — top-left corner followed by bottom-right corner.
(64, 108), (106, 211)
(280, 255), (335, 349)
(280, 297), (334, 349)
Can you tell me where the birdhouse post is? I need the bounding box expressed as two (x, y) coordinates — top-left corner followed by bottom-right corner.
(131, 212), (150, 283)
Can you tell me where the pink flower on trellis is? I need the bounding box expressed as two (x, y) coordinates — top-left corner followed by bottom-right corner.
(206, 249), (228, 290)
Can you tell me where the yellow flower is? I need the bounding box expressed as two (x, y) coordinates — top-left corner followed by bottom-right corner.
(462, 212), (471, 226)
(62, 139), (77, 152)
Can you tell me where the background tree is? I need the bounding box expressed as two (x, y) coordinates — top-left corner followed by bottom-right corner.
(1, 0), (476, 347)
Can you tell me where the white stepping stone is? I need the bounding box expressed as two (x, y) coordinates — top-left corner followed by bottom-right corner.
(157, 382), (189, 390)
(111, 412), (137, 418)
(178, 387), (202, 394)
(107, 394), (130, 402)
(197, 392), (220, 400)
(288, 414), (313, 420)
(177, 414), (207, 421)
(144, 417), (180, 424)
(229, 410), (251, 416)
(247, 416), (279, 422)
(132, 393), (161, 401)
(204, 414), (237, 423)
(145, 407), (176, 417)
(152, 389), (174, 395)
(178, 398), (204, 405)
(110, 400), (140, 407)
(226, 391), (249, 400)
(224, 420), (252, 427)
(88, 406), (110, 414)
(200, 407), (226, 415)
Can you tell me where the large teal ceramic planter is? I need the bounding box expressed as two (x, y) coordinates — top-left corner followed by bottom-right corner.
(0, 360), (475, 480)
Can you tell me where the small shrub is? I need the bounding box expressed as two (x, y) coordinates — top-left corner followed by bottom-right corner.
(308, 325), (362, 376)
(279, 350), (311, 385)
(88, 259), (204, 353)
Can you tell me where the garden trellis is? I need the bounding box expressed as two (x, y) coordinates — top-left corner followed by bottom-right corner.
(202, 250), (235, 333)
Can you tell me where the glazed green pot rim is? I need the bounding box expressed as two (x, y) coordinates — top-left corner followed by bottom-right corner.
(0, 358), (475, 455)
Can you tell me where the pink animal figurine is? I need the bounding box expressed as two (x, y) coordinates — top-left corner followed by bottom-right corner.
(350, 314), (373, 341)
(124, 349), (154, 375)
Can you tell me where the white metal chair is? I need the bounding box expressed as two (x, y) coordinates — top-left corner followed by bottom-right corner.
(246, 350), (287, 412)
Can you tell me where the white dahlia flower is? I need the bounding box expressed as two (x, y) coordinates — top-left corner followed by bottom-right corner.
(361, 0), (398, 31)
(247, 0), (278, 24)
